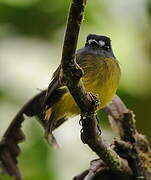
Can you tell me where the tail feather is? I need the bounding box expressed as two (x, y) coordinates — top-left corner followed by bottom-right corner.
(23, 89), (67, 146)
(24, 90), (46, 117)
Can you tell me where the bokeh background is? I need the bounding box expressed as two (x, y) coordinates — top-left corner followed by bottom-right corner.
(0, 0), (151, 179)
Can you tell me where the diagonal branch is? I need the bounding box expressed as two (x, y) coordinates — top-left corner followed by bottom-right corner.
(61, 0), (132, 177)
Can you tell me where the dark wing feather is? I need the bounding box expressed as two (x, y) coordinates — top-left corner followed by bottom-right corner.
(23, 65), (63, 116)
(24, 90), (46, 117)
(43, 49), (84, 109)
(43, 65), (67, 109)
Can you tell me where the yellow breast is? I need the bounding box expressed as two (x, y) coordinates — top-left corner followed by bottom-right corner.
(50, 56), (121, 121)
(82, 57), (121, 108)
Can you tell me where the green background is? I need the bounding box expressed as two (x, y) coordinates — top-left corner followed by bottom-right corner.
(0, 0), (151, 179)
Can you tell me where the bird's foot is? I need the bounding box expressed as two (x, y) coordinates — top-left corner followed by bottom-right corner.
(96, 115), (102, 136)
(86, 92), (99, 107)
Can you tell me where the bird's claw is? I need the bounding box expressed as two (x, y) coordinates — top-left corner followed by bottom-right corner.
(96, 116), (102, 135)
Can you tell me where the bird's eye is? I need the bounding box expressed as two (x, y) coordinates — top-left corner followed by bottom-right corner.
(99, 40), (105, 47)
(99, 40), (110, 50)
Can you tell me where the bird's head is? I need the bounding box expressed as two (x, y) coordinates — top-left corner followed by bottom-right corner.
(83, 34), (115, 58)
(85, 34), (111, 51)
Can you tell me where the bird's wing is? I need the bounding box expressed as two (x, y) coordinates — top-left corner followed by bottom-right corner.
(43, 65), (67, 109)
(43, 50), (86, 109)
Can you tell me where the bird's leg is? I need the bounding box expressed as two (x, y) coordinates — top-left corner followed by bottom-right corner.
(79, 109), (101, 136)
(79, 118), (82, 126)
(85, 92), (101, 136)
(96, 115), (101, 135)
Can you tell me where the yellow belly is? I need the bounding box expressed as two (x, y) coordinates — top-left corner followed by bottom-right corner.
(49, 57), (121, 121)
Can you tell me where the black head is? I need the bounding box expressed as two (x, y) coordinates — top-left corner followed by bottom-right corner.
(85, 34), (111, 51)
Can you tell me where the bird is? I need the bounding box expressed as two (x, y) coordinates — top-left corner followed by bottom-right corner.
(42, 34), (121, 142)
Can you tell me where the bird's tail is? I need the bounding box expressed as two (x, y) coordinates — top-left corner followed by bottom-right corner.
(23, 90), (59, 146)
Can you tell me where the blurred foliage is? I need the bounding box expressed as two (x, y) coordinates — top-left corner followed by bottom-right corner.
(0, 174), (14, 180)
(19, 120), (56, 180)
(0, 0), (70, 38)
(0, 0), (101, 39)
(0, 0), (151, 179)
(147, 0), (151, 57)
(147, 0), (151, 17)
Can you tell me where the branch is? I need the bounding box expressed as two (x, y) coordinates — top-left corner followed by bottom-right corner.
(74, 159), (131, 180)
(61, 0), (132, 178)
(1, 0), (150, 180)
(0, 0), (90, 179)
(104, 95), (151, 179)
(74, 96), (151, 180)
